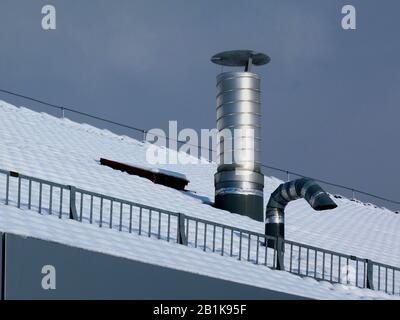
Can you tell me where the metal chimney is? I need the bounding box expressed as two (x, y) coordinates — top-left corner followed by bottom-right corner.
(211, 50), (270, 222)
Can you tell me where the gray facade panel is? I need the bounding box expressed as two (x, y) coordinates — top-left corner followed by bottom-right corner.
(4, 233), (307, 300)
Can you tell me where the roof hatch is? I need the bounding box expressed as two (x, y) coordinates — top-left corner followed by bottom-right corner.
(100, 158), (189, 191)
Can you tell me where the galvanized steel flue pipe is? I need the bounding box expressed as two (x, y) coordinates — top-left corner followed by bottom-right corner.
(211, 50), (270, 221)
(265, 178), (337, 247)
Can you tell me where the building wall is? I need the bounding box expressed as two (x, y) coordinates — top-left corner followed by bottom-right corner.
(0, 233), (4, 300)
(1, 233), (307, 300)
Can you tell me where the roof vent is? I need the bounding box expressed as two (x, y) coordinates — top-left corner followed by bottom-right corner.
(211, 50), (270, 222)
(265, 178), (337, 248)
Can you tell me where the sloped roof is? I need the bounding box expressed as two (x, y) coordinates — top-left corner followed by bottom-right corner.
(0, 100), (398, 299)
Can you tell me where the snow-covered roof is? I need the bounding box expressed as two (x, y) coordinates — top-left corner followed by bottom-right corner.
(0, 100), (399, 300)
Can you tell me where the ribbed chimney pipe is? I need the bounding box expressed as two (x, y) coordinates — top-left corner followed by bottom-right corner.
(211, 50), (270, 221)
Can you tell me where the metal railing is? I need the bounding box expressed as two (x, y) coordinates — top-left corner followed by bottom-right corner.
(1, 88), (399, 212)
(0, 169), (185, 244)
(0, 168), (399, 296)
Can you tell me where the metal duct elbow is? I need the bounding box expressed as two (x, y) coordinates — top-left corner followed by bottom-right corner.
(265, 178), (337, 246)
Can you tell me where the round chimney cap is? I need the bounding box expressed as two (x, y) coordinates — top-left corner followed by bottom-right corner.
(211, 50), (270, 67)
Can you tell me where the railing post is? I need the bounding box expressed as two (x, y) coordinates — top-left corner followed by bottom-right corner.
(7, 171), (20, 206)
(177, 213), (188, 245)
(366, 259), (374, 290)
(5, 172), (10, 205)
(276, 237), (285, 271)
(69, 186), (78, 220)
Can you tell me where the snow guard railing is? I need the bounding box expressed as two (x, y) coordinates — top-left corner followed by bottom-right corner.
(0, 168), (399, 296)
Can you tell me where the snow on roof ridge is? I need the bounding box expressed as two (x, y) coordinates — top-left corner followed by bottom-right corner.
(0, 100), (210, 164)
(2, 99), (396, 214)
(1, 99), (400, 269)
(0, 100), (397, 217)
(0, 100), (145, 146)
(332, 194), (398, 215)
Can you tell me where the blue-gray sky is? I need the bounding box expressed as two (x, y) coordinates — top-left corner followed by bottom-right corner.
(0, 0), (399, 208)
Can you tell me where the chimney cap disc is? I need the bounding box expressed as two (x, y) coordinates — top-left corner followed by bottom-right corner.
(211, 50), (270, 67)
